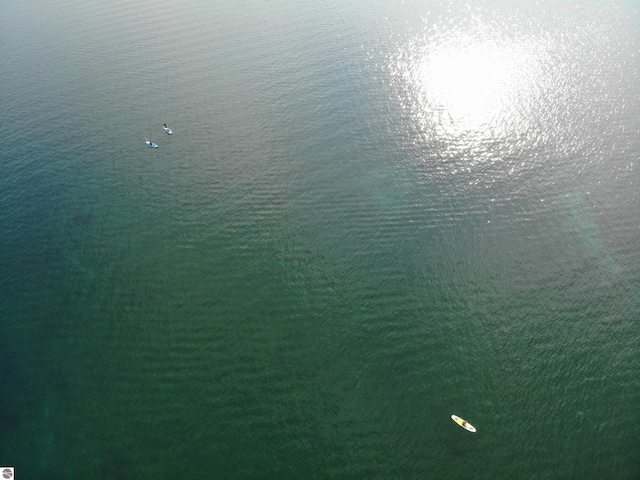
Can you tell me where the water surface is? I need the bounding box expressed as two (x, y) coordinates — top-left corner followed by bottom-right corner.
(1, 0), (640, 478)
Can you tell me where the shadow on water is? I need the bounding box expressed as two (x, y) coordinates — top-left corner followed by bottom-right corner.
(444, 439), (468, 459)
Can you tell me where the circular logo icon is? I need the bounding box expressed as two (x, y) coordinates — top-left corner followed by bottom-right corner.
(2, 468), (12, 479)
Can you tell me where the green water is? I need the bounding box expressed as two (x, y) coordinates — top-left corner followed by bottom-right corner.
(1, 0), (640, 478)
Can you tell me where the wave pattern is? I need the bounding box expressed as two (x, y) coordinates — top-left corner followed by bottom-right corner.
(1, 0), (640, 478)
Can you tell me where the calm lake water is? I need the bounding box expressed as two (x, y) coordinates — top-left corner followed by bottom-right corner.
(1, 0), (640, 478)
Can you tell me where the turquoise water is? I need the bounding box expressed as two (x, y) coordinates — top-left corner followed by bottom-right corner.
(1, 0), (640, 478)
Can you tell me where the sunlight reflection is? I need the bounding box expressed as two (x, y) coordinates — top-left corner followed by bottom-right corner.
(417, 40), (529, 133)
(390, 21), (545, 150)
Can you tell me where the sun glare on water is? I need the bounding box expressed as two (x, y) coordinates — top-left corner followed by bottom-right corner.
(390, 23), (544, 143)
(418, 41), (526, 133)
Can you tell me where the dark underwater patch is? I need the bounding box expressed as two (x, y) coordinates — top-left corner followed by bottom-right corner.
(71, 213), (93, 227)
(0, 345), (31, 433)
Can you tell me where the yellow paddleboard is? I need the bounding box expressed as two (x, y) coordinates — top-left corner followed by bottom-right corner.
(451, 415), (476, 433)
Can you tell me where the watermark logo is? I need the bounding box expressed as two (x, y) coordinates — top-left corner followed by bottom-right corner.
(1, 467), (13, 479)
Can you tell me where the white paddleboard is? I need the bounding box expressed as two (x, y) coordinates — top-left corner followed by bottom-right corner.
(451, 415), (476, 433)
